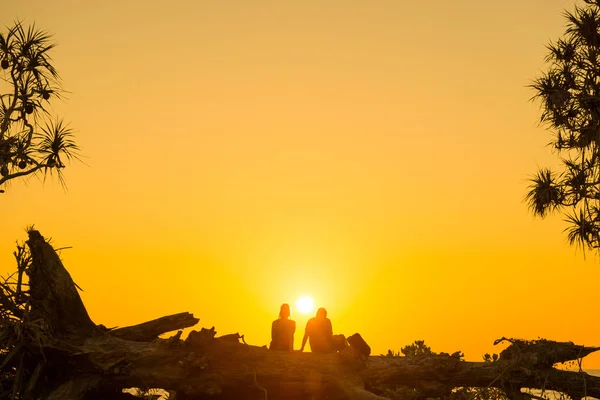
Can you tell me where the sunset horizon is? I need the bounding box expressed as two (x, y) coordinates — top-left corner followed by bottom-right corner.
(2, 0), (600, 381)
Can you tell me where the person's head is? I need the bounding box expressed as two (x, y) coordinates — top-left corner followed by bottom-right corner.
(316, 307), (327, 319)
(279, 303), (291, 319)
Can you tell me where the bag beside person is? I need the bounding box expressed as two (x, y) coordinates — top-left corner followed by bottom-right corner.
(347, 333), (371, 357)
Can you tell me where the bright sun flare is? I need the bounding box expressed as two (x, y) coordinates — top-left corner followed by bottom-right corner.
(295, 295), (315, 315)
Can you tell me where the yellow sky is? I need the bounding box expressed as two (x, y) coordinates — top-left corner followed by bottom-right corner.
(2, 0), (600, 366)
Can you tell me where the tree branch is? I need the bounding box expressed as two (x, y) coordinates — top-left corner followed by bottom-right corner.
(0, 163), (50, 186)
(107, 312), (200, 342)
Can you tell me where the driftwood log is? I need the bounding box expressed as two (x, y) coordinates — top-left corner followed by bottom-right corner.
(4, 230), (600, 400)
(103, 312), (199, 342)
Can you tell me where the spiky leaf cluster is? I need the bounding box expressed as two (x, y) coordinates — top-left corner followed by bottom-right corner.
(0, 21), (79, 192)
(527, 0), (600, 251)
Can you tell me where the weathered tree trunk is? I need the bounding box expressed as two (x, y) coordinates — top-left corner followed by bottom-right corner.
(12, 230), (600, 400)
(27, 230), (101, 342)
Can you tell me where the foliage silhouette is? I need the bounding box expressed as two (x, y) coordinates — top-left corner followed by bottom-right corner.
(527, 0), (600, 252)
(0, 21), (79, 193)
(400, 339), (433, 356)
(385, 341), (508, 400)
(0, 232), (33, 398)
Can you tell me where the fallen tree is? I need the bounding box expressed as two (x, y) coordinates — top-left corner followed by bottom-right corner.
(1, 230), (599, 400)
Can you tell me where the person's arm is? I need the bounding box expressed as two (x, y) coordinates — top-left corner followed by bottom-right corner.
(326, 319), (333, 337)
(270, 321), (276, 349)
(300, 332), (308, 351)
(289, 320), (296, 351)
(300, 320), (310, 351)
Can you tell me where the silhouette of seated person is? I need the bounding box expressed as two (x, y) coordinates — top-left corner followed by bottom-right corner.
(270, 303), (296, 351)
(300, 307), (333, 353)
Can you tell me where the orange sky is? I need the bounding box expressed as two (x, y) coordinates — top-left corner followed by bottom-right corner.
(2, 0), (600, 366)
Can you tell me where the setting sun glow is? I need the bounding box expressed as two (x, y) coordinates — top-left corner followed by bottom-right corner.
(4, 0), (600, 369)
(295, 296), (315, 315)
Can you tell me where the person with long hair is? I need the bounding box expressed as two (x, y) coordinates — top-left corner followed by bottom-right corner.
(269, 303), (296, 351)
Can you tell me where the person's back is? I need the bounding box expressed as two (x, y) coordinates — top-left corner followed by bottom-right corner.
(300, 308), (333, 353)
(270, 303), (296, 351)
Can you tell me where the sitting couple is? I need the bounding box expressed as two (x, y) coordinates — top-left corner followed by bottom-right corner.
(269, 303), (345, 352)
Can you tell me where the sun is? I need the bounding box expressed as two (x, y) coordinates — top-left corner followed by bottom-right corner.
(295, 295), (315, 315)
